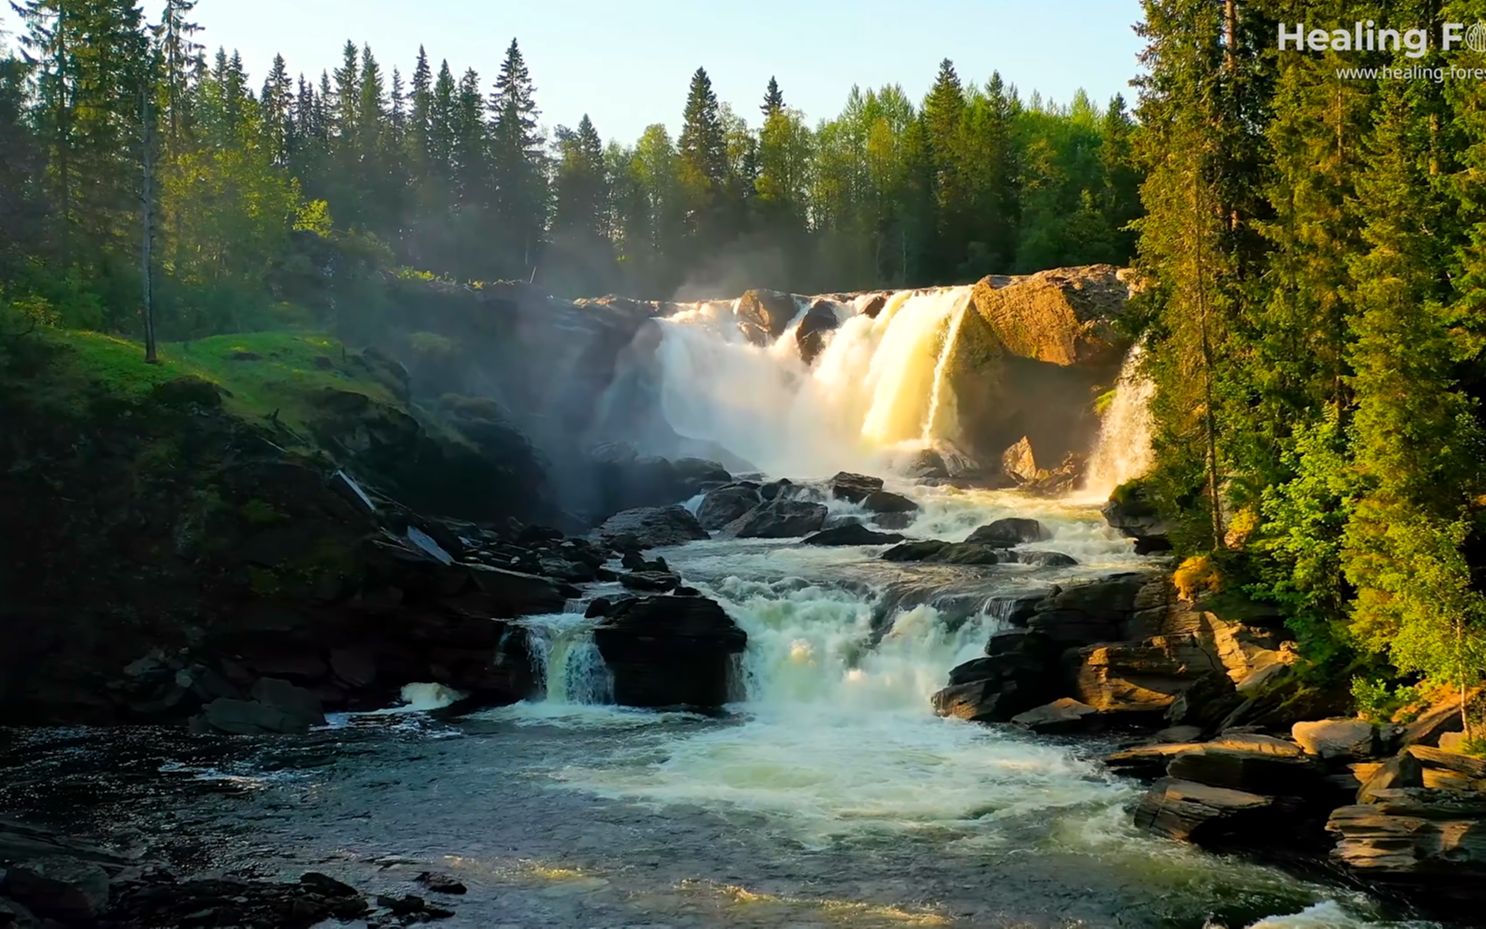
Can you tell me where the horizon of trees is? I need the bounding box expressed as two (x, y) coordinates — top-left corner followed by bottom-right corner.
(0, 0), (1140, 342)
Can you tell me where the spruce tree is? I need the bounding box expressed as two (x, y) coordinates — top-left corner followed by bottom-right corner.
(488, 37), (545, 277)
(678, 66), (728, 245)
(761, 75), (783, 118)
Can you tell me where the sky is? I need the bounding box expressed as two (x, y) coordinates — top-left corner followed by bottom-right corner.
(2, 1), (1148, 143)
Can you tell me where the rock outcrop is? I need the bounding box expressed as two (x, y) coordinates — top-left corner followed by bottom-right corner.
(727, 499), (828, 538)
(593, 594), (747, 707)
(595, 505), (710, 548)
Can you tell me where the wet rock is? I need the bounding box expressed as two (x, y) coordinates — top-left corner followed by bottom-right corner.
(192, 695), (320, 735)
(872, 511), (915, 531)
(1166, 745), (1322, 796)
(376, 893), (453, 919)
(1011, 698), (1099, 734)
(802, 525), (905, 546)
(594, 595), (746, 708)
(966, 517), (1050, 546)
(727, 499), (828, 538)
(736, 288), (798, 344)
(900, 448), (949, 479)
(1104, 742), (1204, 779)
(416, 871), (468, 895)
(796, 299), (841, 363)
(931, 679), (1025, 723)
(1022, 571), (1158, 646)
(595, 505), (709, 548)
(2, 857), (109, 923)
(1328, 788), (1486, 905)
(1001, 436), (1041, 484)
(759, 478), (794, 501)
(463, 564), (570, 616)
(861, 490), (918, 514)
(251, 677), (326, 725)
(829, 471), (884, 503)
(618, 570), (680, 592)
(696, 484), (762, 530)
(1002, 549), (1078, 568)
(1293, 718), (1377, 760)
(1101, 481), (1171, 554)
(933, 634), (1056, 723)
(1134, 777), (1287, 844)
(584, 597), (613, 619)
(860, 293), (889, 318)
(881, 540), (951, 562)
(109, 872), (371, 928)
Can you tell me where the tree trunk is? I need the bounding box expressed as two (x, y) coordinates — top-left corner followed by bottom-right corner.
(141, 88), (157, 364)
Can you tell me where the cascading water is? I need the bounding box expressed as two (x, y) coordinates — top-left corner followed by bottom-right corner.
(1082, 342), (1156, 498)
(651, 286), (973, 476)
(522, 612), (614, 705)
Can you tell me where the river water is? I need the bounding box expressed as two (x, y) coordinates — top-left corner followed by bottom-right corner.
(0, 485), (1432, 929)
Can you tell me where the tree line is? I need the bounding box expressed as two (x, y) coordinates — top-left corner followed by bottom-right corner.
(1134, 0), (1486, 723)
(0, 0), (1140, 340)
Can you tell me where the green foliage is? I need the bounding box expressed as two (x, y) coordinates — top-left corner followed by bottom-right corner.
(1350, 677), (1424, 725)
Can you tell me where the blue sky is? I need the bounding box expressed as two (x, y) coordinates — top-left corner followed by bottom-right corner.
(3, 1), (1147, 142)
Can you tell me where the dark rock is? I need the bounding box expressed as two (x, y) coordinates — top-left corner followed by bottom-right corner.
(416, 871), (468, 895)
(109, 873), (371, 928)
(584, 597), (613, 619)
(881, 540), (951, 562)
(966, 517), (1050, 546)
(900, 449), (949, 479)
(796, 299), (841, 363)
(829, 471), (884, 503)
(595, 505), (709, 548)
(696, 484), (762, 530)
(1023, 572), (1154, 646)
(728, 499), (828, 538)
(251, 677), (326, 726)
(329, 647), (377, 689)
(193, 695), (318, 735)
(1359, 751), (1426, 803)
(1010, 698), (1099, 734)
(861, 490), (918, 514)
(860, 293), (889, 318)
(1328, 788), (1486, 905)
(594, 595), (746, 708)
(736, 289), (799, 344)
(1002, 549), (1078, 568)
(932, 679), (1024, 723)
(2, 857), (109, 923)
(931, 544), (1004, 566)
(1102, 481), (1171, 553)
(1166, 745), (1322, 796)
(1134, 777), (1286, 844)
(618, 571), (680, 592)
(1104, 742), (1203, 780)
(802, 525), (905, 546)
(759, 478), (794, 501)
(463, 564), (570, 616)
(872, 511), (915, 531)
(932, 633), (1057, 723)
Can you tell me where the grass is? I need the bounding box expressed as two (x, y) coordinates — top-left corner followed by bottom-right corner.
(34, 328), (401, 436)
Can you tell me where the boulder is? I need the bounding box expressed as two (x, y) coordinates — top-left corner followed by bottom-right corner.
(1011, 698), (1099, 734)
(618, 570), (680, 592)
(932, 634), (1057, 723)
(932, 679), (1024, 723)
(759, 478), (794, 501)
(108, 872), (371, 928)
(860, 293), (889, 318)
(1134, 777), (1286, 844)
(1072, 635), (1224, 715)
(969, 265), (1130, 368)
(1328, 788), (1486, 904)
(251, 677), (325, 725)
(594, 595), (746, 707)
(1101, 481), (1171, 554)
(1358, 751), (1426, 803)
(2, 857), (110, 923)
(796, 299), (841, 363)
(1023, 571), (1155, 646)
(966, 517), (1050, 546)
(861, 490), (918, 514)
(1002, 549), (1078, 568)
(736, 289), (798, 344)
(1166, 745), (1322, 796)
(1293, 718), (1377, 760)
(1001, 436), (1041, 484)
(728, 499), (828, 538)
(595, 505), (709, 548)
(696, 484), (761, 530)
(801, 525), (905, 546)
(880, 540), (951, 562)
(1105, 742), (1205, 780)
(1406, 744), (1486, 780)
(899, 449), (949, 480)
(463, 564), (570, 616)
(829, 471), (884, 503)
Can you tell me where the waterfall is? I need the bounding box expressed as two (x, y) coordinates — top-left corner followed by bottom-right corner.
(650, 286), (973, 477)
(1082, 343), (1155, 498)
(522, 613), (614, 705)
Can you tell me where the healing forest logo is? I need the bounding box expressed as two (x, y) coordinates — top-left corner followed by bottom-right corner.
(1277, 21), (1486, 57)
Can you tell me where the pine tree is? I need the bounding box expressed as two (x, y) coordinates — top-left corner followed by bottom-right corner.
(152, 0), (199, 152)
(488, 37), (545, 277)
(260, 52), (292, 164)
(761, 75), (783, 118)
(921, 58), (970, 275)
(408, 45), (431, 166)
(678, 66), (728, 245)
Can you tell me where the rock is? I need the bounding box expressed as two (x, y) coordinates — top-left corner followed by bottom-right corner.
(193, 696), (319, 735)
(1293, 718), (1377, 760)
(829, 471), (884, 503)
(727, 499), (828, 538)
(932, 634), (1057, 723)
(1358, 751), (1426, 803)
(965, 517), (1050, 546)
(1002, 549), (1078, 568)
(251, 677), (325, 726)
(1406, 744), (1486, 779)
(860, 293), (889, 318)
(1105, 742), (1204, 779)
(618, 571), (680, 592)
(1399, 695), (1474, 747)
(1011, 698), (1099, 734)
(1023, 571), (1156, 647)
(1001, 436), (1041, 484)
(1101, 481), (1172, 554)
(110, 873), (371, 928)
(861, 490), (918, 514)
(736, 289), (798, 344)
(1134, 777), (1285, 844)
(796, 299), (841, 363)
(595, 505), (709, 548)
(416, 871), (468, 895)
(594, 595), (746, 708)
(872, 511), (915, 531)
(1073, 636), (1222, 715)
(900, 449), (949, 479)
(881, 540), (951, 562)
(695, 484), (761, 530)
(1166, 745), (1321, 796)
(2, 857), (110, 923)
(969, 265), (1130, 368)
(584, 597), (612, 619)
(801, 525), (905, 546)
(377, 893), (453, 919)
(759, 478), (793, 501)
(329, 646), (377, 689)
(1439, 731), (1470, 753)
(932, 679), (1023, 723)
(1328, 788), (1486, 902)
(463, 564), (570, 616)
(1023, 452), (1087, 497)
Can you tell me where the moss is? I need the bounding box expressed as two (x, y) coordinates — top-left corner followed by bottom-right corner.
(240, 499), (287, 526)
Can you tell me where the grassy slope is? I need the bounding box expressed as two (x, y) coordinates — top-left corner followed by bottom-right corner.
(38, 329), (400, 437)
